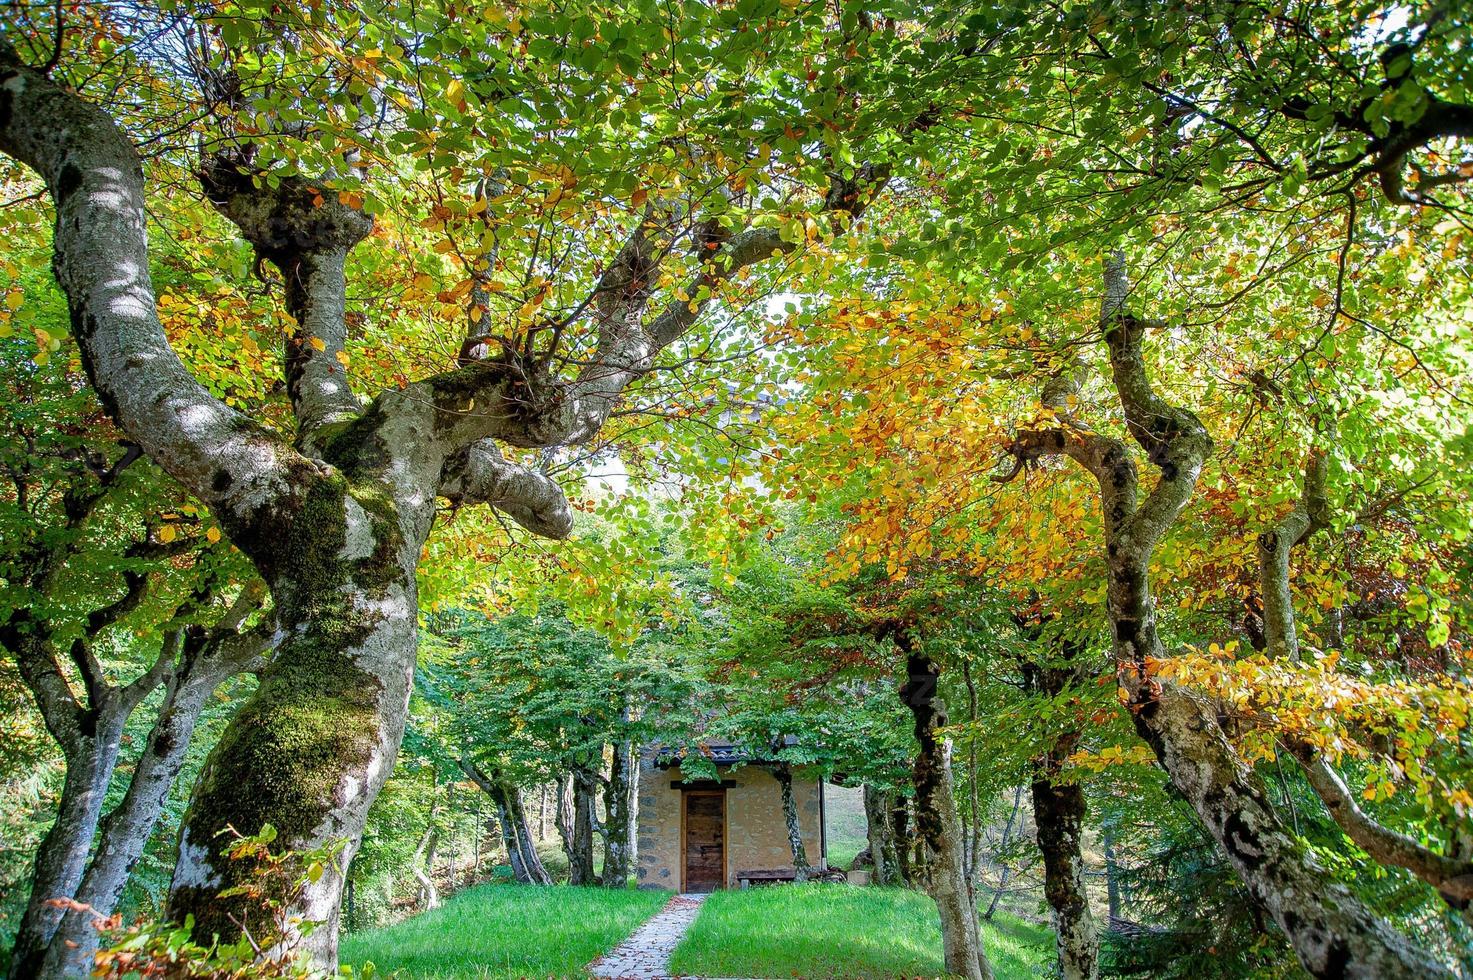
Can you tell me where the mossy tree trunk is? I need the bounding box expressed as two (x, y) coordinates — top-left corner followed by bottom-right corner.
(898, 645), (994, 980)
(602, 730), (639, 888)
(773, 762), (812, 881)
(569, 762), (602, 885)
(169, 468), (425, 964)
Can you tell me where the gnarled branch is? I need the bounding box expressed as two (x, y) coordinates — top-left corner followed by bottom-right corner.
(439, 442), (573, 540)
(0, 41), (293, 524)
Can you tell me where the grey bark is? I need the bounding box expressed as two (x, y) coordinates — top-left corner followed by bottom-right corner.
(898, 647), (995, 980)
(863, 785), (899, 885)
(411, 819), (440, 910)
(554, 774), (576, 869)
(892, 796), (912, 885)
(961, 661), (983, 887)
(1102, 818), (1122, 922)
(999, 253), (1452, 978)
(43, 615), (271, 977)
(5, 522), (268, 980)
(602, 732), (639, 887)
(773, 763), (812, 881)
(505, 784), (548, 884)
(9, 689), (129, 978)
(982, 785), (1023, 921)
(460, 760), (551, 885)
(569, 763), (601, 885)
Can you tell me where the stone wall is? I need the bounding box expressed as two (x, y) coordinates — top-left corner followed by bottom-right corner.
(635, 759), (824, 891)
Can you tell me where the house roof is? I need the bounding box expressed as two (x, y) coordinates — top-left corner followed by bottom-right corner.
(651, 736), (800, 769)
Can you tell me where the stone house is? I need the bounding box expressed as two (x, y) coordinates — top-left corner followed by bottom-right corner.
(635, 740), (826, 892)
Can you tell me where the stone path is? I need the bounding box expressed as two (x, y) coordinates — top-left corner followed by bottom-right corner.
(587, 893), (708, 979)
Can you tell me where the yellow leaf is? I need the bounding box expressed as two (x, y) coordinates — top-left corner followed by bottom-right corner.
(309, 336), (327, 352)
(336, 350), (351, 366)
(4, 291), (21, 310)
(159, 525), (177, 543)
(206, 527), (222, 544)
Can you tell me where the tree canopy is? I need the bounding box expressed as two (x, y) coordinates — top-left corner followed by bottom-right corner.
(1, 1), (1471, 977)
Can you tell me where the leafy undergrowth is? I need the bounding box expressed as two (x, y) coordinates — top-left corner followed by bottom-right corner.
(338, 883), (666, 979)
(667, 883), (1053, 978)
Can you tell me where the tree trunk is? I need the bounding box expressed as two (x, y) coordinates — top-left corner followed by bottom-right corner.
(169, 540), (417, 967)
(899, 648), (994, 980)
(1133, 686), (1451, 977)
(42, 634), (260, 978)
(411, 820), (440, 910)
(982, 785), (1024, 922)
(602, 736), (639, 888)
(892, 796), (912, 886)
(539, 785), (549, 843)
(9, 700), (128, 979)
(569, 763), (601, 885)
(445, 784), (456, 893)
(863, 785), (898, 885)
(1021, 642), (1099, 980)
(1031, 773), (1097, 980)
(461, 760), (551, 885)
(773, 763), (812, 881)
(506, 783), (550, 884)
(962, 661), (983, 887)
(1102, 818), (1122, 922)
(554, 774), (576, 870)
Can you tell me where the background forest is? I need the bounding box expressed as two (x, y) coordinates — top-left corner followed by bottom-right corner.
(1, 0), (1471, 978)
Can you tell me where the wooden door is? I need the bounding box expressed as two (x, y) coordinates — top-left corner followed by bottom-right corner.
(683, 791), (725, 892)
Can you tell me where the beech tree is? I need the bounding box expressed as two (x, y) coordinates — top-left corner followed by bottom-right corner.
(0, 316), (271, 976)
(0, 0), (944, 962)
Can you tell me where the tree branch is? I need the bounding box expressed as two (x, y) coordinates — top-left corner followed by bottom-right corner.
(199, 158), (372, 447)
(398, 166), (890, 459)
(1257, 449), (1330, 662)
(0, 40), (293, 524)
(438, 442), (573, 540)
(1289, 743), (1473, 906)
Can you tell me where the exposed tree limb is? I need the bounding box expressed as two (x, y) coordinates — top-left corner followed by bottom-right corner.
(0, 40), (294, 524)
(439, 442), (573, 539)
(1290, 743), (1473, 909)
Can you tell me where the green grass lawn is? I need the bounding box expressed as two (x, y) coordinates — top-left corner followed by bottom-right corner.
(667, 883), (1053, 979)
(823, 783), (870, 870)
(338, 883), (666, 979)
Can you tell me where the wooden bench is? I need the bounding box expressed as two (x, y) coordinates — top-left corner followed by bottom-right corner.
(734, 868), (799, 887)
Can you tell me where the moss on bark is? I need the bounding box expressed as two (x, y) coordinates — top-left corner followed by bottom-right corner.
(170, 462), (408, 944)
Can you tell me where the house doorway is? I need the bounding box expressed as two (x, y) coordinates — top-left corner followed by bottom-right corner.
(682, 790), (725, 892)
